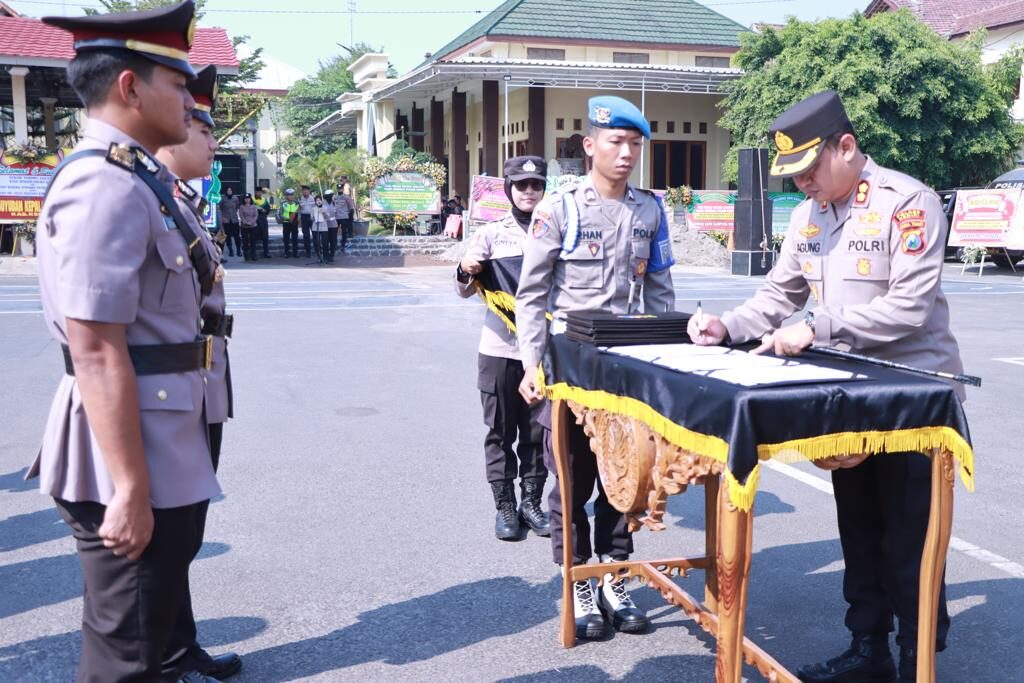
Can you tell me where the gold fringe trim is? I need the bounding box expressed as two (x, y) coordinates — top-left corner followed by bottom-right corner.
(541, 375), (976, 510)
(725, 464), (761, 511)
(542, 381), (730, 465)
(475, 284), (518, 334)
(758, 427), (975, 492)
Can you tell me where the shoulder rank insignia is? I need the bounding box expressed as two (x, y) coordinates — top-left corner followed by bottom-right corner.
(133, 148), (159, 174)
(106, 143), (135, 171)
(853, 180), (871, 207)
(175, 178), (198, 201)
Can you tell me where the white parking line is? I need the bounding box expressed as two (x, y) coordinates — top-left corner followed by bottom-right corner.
(763, 460), (1024, 579)
(994, 357), (1024, 367)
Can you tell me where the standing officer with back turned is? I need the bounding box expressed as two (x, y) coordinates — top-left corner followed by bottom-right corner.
(690, 90), (963, 683)
(30, 2), (223, 680)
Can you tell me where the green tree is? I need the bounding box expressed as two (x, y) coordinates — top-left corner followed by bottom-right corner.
(986, 44), (1024, 108)
(719, 10), (1024, 189)
(279, 44), (394, 158)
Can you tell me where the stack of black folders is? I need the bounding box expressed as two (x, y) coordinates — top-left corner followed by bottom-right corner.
(564, 311), (692, 346)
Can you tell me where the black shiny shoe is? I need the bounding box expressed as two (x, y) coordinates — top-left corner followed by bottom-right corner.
(518, 479), (550, 537)
(490, 481), (522, 541)
(797, 634), (896, 683)
(598, 575), (649, 634)
(190, 645), (242, 680)
(571, 578), (607, 639)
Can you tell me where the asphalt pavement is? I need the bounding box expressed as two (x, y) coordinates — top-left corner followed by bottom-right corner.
(1, 257), (1022, 682)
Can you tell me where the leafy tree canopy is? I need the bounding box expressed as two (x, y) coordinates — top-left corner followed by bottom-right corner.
(279, 44), (395, 158)
(719, 10), (1024, 189)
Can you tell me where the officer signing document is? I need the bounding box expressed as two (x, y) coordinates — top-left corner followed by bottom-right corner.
(690, 90), (964, 683)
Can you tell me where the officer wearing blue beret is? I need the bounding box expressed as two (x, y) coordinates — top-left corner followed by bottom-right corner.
(516, 95), (675, 639)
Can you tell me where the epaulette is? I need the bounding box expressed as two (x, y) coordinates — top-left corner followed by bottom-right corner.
(106, 143), (135, 172)
(175, 178), (198, 202)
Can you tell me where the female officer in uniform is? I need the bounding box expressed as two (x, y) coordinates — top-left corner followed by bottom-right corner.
(455, 156), (551, 541)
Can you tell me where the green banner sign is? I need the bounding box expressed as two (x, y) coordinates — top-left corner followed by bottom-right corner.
(768, 192), (806, 235)
(370, 172), (441, 213)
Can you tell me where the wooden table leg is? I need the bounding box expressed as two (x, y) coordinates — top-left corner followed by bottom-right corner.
(551, 399), (577, 648)
(916, 449), (954, 683)
(716, 477), (753, 683)
(704, 474), (720, 613)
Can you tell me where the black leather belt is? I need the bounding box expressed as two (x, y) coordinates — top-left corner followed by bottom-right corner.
(201, 313), (233, 338)
(62, 338), (213, 376)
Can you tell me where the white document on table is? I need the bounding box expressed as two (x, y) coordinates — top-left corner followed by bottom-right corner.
(604, 343), (867, 386)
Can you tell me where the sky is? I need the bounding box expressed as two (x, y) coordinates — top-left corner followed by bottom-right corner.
(9, 0), (871, 79)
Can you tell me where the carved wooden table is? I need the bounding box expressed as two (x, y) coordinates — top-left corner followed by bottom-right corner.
(551, 398), (955, 683)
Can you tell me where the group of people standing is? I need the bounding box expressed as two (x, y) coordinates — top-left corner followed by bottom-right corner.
(216, 182), (356, 263)
(216, 185), (273, 262)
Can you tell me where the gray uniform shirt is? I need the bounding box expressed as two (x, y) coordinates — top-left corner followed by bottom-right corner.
(298, 194), (316, 216)
(179, 194), (231, 425)
(455, 212), (527, 359)
(515, 174), (676, 369)
(721, 157), (965, 400)
(33, 118), (221, 508)
(219, 194), (239, 224)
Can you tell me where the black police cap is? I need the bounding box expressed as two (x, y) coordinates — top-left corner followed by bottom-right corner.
(43, 0), (197, 78)
(504, 156), (546, 182)
(769, 90), (853, 178)
(188, 64), (217, 127)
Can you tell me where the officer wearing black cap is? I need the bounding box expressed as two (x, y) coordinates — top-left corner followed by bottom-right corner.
(690, 90), (963, 683)
(516, 96), (676, 639)
(156, 63), (242, 682)
(455, 156), (551, 542)
(31, 3), (227, 682)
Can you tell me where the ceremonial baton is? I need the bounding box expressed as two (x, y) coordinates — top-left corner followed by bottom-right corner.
(806, 346), (982, 387)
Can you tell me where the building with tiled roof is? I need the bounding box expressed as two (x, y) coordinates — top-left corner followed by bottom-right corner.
(865, 1), (1024, 118)
(1, 14), (239, 152)
(315, 0), (749, 198)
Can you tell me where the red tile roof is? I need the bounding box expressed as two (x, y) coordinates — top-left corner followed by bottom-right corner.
(0, 16), (238, 68)
(864, 0), (1022, 36)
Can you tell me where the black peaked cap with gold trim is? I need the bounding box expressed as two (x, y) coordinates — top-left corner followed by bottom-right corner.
(769, 90), (853, 178)
(43, 0), (197, 78)
(188, 64), (218, 126)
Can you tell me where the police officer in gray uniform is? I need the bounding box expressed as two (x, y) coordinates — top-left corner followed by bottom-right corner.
(455, 156), (551, 542)
(690, 90), (962, 683)
(31, 3), (223, 680)
(516, 96), (676, 639)
(156, 63), (241, 681)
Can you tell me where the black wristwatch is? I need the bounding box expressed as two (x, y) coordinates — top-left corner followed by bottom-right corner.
(456, 264), (473, 283)
(804, 310), (816, 333)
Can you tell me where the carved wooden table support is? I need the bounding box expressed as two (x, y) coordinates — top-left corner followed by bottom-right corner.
(916, 448), (954, 683)
(551, 400), (951, 682)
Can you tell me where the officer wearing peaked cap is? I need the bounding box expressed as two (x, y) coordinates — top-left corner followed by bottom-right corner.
(155, 63), (242, 682)
(31, 3), (225, 681)
(690, 90), (963, 683)
(455, 156), (551, 542)
(516, 96), (675, 640)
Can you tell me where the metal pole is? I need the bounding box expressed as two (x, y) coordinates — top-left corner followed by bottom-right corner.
(640, 77), (647, 188)
(504, 76), (511, 164)
(348, 0), (356, 48)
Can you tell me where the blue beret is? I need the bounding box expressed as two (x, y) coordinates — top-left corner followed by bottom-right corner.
(588, 96), (651, 139)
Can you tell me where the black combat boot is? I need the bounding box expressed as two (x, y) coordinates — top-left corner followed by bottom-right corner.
(490, 481), (522, 541)
(518, 478), (551, 537)
(797, 633), (897, 683)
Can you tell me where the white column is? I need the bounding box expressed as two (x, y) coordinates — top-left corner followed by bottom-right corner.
(40, 97), (58, 150)
(9, 67), (30, 145)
